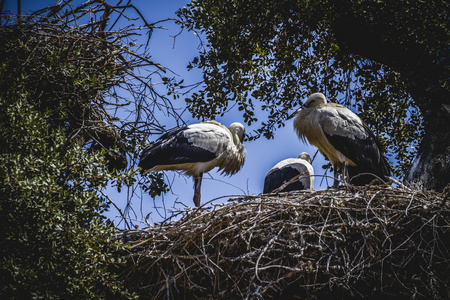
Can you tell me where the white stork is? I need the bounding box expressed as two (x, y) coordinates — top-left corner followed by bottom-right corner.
(139, 121), (246, 207)
(263, 152), (314, 193)
(293, 93), (391, 187)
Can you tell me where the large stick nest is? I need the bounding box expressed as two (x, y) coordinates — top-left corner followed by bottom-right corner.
(119, 184), (449, 299)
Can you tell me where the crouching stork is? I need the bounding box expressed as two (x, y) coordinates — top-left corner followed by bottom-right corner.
(293, 93), (391, 187)
(139, 121), (246, 207)
(263, 152), (314, 193)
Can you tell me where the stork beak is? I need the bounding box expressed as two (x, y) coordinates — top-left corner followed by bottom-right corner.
(287, 107), (303, 120)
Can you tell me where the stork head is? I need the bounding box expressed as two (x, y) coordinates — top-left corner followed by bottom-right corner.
(298, 152), (312, 164)
(303, 92), (327, 108)
(229, 122), (246, 144)
(288, 92), (327, 119)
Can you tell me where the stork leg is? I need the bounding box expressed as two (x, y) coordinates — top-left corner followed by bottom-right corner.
(193, 173), (203, 207)
(333, 166), (340, 188)
(342, 164), (348, 187)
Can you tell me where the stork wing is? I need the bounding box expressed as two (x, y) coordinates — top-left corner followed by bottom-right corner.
(139, 123), (230, 171)
(264, 166), (307, 193)
(318, 105), (391, 179)
(264, 158), (312, 193)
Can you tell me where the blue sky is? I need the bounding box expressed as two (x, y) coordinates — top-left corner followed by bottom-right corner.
(5, 0), (327, 226)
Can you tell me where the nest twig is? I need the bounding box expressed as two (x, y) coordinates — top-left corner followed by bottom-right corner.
(118, 184), (449, 299)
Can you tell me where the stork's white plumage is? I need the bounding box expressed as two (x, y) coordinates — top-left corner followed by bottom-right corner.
(139, 121), (246, 207)
(293, 93), (391, 187)
(263, 152), (314, 193)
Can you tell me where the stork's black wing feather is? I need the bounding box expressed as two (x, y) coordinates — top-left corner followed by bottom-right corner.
(139, 126), (217, 171)
(324, 121), (391, 185)
(263, 167), (306, 193)
(317, 105), (391, 185)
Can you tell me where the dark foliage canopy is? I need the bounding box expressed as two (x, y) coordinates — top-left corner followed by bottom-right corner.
(0, 0), (184, 297)
(177, 0), (449, 189)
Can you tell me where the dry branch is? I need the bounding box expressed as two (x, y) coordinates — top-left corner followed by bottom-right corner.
(119, 184), (449, 299)
(0, 0), (183, 168)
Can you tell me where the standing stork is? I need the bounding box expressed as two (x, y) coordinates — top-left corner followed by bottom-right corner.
(293, 93), (391, 187)
(263, 152), (314, 193)
(139, 121), (246, 207)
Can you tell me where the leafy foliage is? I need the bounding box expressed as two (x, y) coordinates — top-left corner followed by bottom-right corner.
(176, 0), (448, 178)
(0, 0), (187, 297)
(0, 0), (182, 223)
(0, 89), (133, 298)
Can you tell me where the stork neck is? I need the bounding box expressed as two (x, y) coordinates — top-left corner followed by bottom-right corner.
(232, 133), (239, 145)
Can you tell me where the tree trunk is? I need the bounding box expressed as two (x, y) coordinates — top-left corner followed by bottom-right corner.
(404, 97), (450, 191)
(392, 57), (449, 191)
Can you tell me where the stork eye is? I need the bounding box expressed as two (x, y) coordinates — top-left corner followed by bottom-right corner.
(304, 100), (313, 108)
